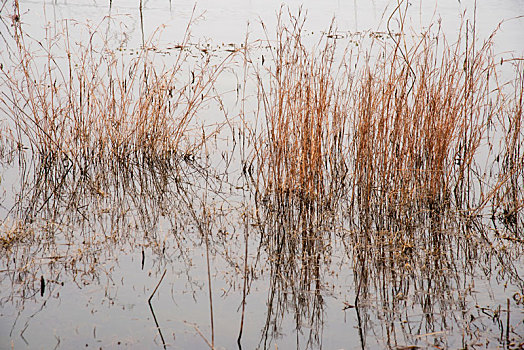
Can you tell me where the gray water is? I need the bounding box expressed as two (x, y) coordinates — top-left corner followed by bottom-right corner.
(0, 0), (523, 349)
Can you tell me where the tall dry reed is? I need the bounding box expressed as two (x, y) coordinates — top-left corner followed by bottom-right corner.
(0, 4), (234, 174)
(349, 20), (500, 219)
(254, 10), (350, 208)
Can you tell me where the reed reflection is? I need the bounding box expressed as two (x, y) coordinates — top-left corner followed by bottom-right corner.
(349, 207), (523, 348)
(254, 191), (335, 350)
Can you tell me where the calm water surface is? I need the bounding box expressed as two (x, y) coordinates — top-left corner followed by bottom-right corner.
(0, 0), (523, 349)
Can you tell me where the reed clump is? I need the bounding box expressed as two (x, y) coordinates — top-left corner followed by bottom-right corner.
(248, 12), (524, 347)
(251, 11), (524, 223)
(253, 10), (350, 209)
(249, 12), (350, 348)
(0, 6), (233, 182)
(349, 21), (500, 219)
(251, 13), (348, 303)
(343, 16), (524, 347)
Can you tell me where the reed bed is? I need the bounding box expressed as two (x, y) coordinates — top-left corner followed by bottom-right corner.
(253, 10), (350, 208)
(0, 4), (234, 186)
(2, 5), (520, 223)
(251, 10), (524, 221)
(1, 4), (523, 348)
(247, 11), (523, 347)
(350, 23), (502, 217)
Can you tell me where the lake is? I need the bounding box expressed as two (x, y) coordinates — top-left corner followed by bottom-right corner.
(0, 0), (523, 349)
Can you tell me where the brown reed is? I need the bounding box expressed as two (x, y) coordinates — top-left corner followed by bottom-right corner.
(0, 3), (235, 174)
(253, 9), (350, 209)
(349, 20), (500, 218)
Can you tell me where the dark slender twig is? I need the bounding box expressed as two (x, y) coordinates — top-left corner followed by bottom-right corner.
(237, 217), (249, 349)
(355, 305), (365, 350)
(148, 300), (167, 349)
(148, 269), (168, 349)
(506, 298), (510, 346)
(149, 269), (167, 303)
(204, 214), (215, 349)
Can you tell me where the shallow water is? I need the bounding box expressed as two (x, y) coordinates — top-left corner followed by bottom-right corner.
(1, 0), (523, 349)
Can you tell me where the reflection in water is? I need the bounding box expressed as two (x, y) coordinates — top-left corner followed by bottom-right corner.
(1, 113), (523, 349)
(1, 3), (523, 350)
(1, 148), (193, 302)
(255, 193), (331, 349)
(0, 140), (241, 347)
(149, 269), (168, 350)
(251, 178), (523, 348)
(349, 207), (523, 348)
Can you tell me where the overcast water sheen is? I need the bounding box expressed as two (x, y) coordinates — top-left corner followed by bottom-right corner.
(0, 1), (523, 349)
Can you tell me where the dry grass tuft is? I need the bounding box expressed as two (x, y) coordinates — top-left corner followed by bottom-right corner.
(253, 10), (350, 209)
(0, 5), (234, 175)
(349, 21), (500, 218)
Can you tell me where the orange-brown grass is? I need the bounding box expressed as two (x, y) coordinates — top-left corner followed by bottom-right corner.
(0, 5), (234, 172)
(249, 13), (350, 345)
(349, 21), (500, 218)
(250, 12), (519, 222)
(254, 10), (350, 208)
